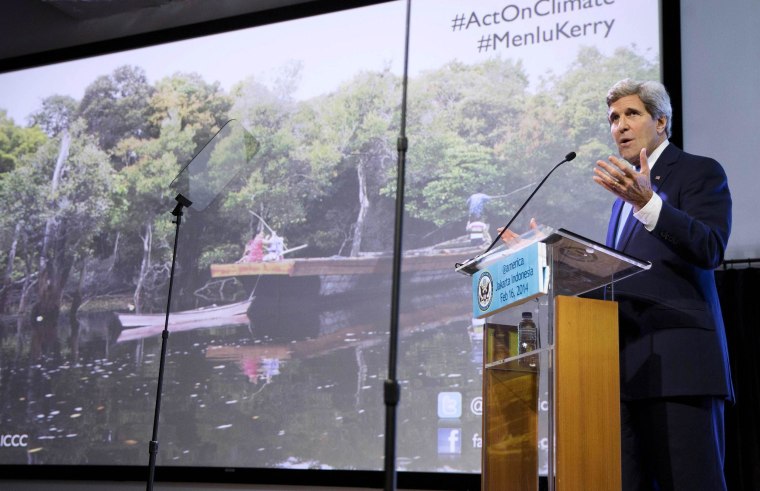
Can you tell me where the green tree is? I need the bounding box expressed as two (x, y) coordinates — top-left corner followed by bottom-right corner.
(294, 69), (400, 255)
(20, 119), (114, 357)
(402, 59), (530, 240)
(92, 71), (235, 312)
(0, 146), (49, 315)
(149, 72), (231, 151)
(79, 65), (158, 153)
(222, 73), (306, 245)
(113, 117), (194, 313)
(398, 47), (659, 243)
(29, 95), (78, 137)
(0, 110), (47, 173)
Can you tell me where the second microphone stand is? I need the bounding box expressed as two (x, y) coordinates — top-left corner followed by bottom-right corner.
(146, 193), (192, 491)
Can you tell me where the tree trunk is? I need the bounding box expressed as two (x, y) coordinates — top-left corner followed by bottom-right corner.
(17, 257), (35, 323)
(107, 231), (120, 274)
(0, 221), (22, 313)
(15, 258), (36, 360)
(134, 221), (153, 314)
(350, 158), (370, 257)
(32, 131), (71, 359)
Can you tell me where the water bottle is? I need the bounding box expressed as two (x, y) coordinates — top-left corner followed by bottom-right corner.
(517, 312), (537, 355)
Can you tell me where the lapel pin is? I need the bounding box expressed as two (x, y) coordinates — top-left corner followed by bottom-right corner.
(655, 176), (661, 180)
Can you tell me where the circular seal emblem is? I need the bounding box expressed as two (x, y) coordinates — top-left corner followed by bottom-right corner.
(477, 271), (493, 312)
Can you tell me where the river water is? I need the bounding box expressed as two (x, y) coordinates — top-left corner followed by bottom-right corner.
(0, 273), (484, 473)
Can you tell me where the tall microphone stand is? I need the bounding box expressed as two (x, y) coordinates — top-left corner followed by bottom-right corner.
(146, 193), (192, 491)
(384, 1), (412, 491)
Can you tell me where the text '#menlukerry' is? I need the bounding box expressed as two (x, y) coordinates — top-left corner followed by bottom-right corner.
(478, 19), (614, 51)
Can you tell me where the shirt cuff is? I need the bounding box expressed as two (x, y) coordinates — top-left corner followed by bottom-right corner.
(633, 192), (662, 232)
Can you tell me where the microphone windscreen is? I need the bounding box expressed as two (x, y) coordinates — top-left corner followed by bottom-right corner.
(565, 151), (577, 161)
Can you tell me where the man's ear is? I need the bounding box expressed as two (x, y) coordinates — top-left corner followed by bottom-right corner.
(656, 115), (668, 135)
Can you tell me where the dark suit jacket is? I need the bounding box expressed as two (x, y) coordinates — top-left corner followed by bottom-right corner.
(604, 143), (733, 401)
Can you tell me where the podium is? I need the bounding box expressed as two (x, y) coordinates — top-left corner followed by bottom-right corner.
(459, 227), (650, 491)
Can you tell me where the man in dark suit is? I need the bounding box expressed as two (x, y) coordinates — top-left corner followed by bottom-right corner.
(592, 79), (732, 491)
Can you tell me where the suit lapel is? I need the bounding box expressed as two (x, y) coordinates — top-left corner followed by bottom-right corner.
(649, 143), (679, 194)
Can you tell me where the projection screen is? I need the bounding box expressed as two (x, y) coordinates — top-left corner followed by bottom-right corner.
(0, 0), (661, 478)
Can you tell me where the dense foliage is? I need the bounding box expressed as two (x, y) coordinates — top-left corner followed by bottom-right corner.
(0, 47), (657, 328)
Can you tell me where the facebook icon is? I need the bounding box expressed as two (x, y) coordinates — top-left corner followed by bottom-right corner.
(437, 428), (462, 454)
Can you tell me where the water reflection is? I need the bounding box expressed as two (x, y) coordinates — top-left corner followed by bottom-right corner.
(0, 273), (484, 472)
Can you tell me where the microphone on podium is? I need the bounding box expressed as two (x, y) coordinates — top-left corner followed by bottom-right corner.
(455, 151), (577, 276)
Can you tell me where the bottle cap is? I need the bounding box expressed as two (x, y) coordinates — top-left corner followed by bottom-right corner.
(522, 312), (532, 318)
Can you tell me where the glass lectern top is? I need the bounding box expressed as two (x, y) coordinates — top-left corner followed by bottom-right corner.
(544, 228), (651, 297)
(459, 224), (651, 296)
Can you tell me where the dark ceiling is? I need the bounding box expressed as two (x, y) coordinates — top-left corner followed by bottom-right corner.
(0, 0), (324, 67)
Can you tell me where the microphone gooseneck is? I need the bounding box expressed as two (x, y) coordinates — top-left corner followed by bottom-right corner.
(455, 151), (577, 275)
(484, 151), (576, 254)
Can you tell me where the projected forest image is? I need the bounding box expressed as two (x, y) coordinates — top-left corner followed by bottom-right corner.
(0, 1), (658, 472)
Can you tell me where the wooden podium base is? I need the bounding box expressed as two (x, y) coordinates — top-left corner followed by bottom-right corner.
(482, 296), (620, 491)
(555, 296), (620, 491)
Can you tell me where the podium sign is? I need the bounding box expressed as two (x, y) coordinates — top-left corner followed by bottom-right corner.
(473, 242), (549, 319)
